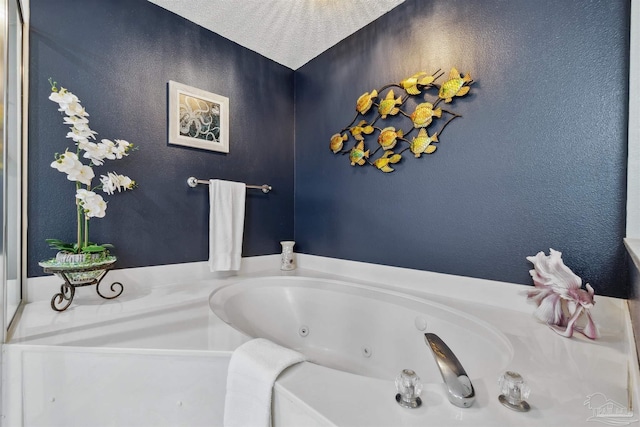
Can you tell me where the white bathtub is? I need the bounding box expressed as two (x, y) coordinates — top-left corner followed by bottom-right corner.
(210, 276), (513, 382)
(209, 268), (639, 427)
(7, 255), (639, 427)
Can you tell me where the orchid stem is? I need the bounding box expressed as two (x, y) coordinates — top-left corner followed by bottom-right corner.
(76, 182), (82, 253)
(84, 215), (89, 249)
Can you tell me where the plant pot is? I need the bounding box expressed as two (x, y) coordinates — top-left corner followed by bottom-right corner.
(39, 251), (121, 311)
(40, 251), (117, 285)
(55, 251), (106, 264)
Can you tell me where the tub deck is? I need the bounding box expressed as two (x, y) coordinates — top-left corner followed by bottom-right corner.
(9, 278), (246, 351)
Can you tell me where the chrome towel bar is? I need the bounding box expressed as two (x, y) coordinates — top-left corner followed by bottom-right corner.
(187, 177), (272, 193)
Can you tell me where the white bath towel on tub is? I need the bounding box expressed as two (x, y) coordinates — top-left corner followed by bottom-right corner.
(209, 179), (246, 272)
(224, 338), (306, 427)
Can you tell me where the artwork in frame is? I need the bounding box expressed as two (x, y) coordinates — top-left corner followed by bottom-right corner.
(168, 80), (229, 153)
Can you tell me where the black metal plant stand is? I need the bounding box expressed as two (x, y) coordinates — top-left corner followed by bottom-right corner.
(42, 261), (124, 312)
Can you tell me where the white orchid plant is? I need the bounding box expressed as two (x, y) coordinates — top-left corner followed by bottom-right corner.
(46, 78), (136, 255)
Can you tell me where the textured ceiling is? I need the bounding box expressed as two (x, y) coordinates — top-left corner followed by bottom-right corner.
(146, 0), (406, 70)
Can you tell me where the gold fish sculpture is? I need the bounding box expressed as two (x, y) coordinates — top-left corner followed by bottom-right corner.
(373, 150), (402, 173)
(438, 68), (472, 103)
(356, 90), (378, 114)
(410, 102), (442, 128)
(330, 133), (348, 153)
(378, 127), (403, 150)
(378, 89), (403, 119)
(400, 72), (435, 95)
(331, 68), (473, 173)
(350, 120), (374, 141)
(349, 141), (370, 166)
(410, 128), (438, 158)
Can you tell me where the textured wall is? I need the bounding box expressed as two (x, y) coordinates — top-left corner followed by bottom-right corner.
(294, 0), (630, 297)
(28, 0), (632, 299)
(28, 0), (294, 276)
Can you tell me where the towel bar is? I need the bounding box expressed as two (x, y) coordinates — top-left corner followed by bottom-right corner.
(187, 177), (272, 193)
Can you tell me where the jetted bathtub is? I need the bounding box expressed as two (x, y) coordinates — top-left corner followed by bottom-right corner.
(209, 275), (513, 383)
(207, 272), (639, 426)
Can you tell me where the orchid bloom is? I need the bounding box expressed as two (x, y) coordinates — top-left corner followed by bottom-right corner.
(50, 150), (82, 174)
(100, 172), (135, 195)
(103, 139), (122, 161)
(50, 89), (88, 118)
(63, 115), (89, 128)
(76, 189), (107, 218)
(47, 79), (137, 254)
(48, 88), (77, 110)
(66, 164), (95, 186)
(66, 127), (97, 144)
(113, 139), (131, 159)
(82, 142), (110, 166)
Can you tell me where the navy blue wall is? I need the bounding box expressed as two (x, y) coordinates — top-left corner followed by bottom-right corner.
(295, 0), (630, 297)
(28, 0), (294, 276)
(28, 0), (631, 299)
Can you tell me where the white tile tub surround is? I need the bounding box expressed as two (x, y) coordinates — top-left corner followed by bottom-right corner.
(3, 346), (232, 427)
(5, 254), (639, 427)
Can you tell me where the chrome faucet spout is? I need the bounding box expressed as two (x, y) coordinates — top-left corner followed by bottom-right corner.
(424, 333), (475, 408)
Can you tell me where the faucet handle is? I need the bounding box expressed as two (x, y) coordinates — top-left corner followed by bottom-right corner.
(395, 369), (423, 408)
(498, 371), (531, 412)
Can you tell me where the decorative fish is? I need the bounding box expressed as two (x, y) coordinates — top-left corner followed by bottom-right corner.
(356, 90), (378, 114)
(410, 102), (442, 128)
(526, 249), (598, 340)
(373, 150), (402, 173)
(332, 68), (474, 173)
(400, 72), (435, 95)
(377, 127), (403, 150)
(438, 68), (472, 103)
(349, 141), (370, 166)
(330, 133), (348, 153)
(350, 120), (375, 141)
(410, 129), (438, 158)
(378, 89), (403, 119)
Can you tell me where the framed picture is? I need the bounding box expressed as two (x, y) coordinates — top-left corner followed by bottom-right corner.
(168, 80), (229, 153)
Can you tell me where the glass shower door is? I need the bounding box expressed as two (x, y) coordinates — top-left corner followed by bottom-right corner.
(4, 0), (24, 330)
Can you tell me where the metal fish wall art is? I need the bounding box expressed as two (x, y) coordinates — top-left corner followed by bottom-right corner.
(329, 68), (473, 173)
(526, 249), (599, 340)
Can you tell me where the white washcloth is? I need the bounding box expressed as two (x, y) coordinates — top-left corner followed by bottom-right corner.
(209, 179), (246, 272)
(223, 338), (306, 427)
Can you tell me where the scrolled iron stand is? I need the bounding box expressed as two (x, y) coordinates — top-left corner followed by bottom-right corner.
(42, 261), (123, 312)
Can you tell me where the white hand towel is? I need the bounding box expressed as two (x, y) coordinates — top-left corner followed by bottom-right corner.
(209, 179), (246, 272)
(223, 338), (306, 427)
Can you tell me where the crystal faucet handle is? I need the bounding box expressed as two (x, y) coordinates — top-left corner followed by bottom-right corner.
(498, 371), (531, 412)
(395, 369), (423, 408)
